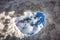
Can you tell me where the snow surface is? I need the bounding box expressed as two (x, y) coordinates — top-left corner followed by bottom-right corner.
(15, 11), (45, 36)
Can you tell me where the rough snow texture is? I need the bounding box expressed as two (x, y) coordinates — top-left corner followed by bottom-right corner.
(0, 0), (60, 40)
(15, 11), (45, 36)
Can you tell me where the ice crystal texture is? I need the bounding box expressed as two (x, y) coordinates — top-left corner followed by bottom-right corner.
(15, 11), (45, 36)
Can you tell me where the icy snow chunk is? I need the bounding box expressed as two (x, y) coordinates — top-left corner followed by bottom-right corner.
(15, 11), (45, 36)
